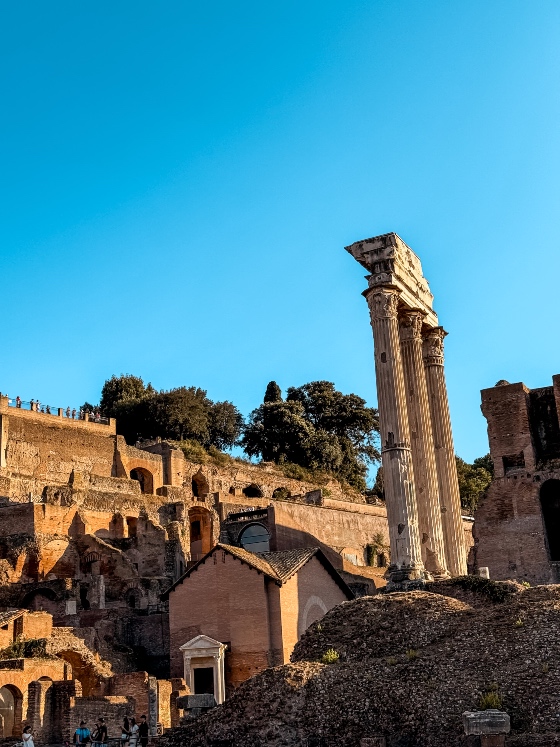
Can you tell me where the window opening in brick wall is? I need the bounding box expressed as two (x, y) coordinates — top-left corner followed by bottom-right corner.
(239, 523), (270, 553)
(541, 479), (560, 561)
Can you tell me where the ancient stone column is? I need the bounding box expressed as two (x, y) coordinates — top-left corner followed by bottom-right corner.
(423, 327), (467, 576)
(366, 287), (425, 588)
(399, 311), (448, 578)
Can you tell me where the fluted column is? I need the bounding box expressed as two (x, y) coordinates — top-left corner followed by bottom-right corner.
(399, 312), (448, 578)
(366, 288), (425, 587)
(423, 327), (467, 576)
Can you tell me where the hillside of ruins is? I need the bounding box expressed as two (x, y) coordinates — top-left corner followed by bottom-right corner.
(0, 232), (559, 746)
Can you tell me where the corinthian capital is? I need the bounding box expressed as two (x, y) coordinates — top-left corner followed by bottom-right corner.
(422, 327), (447, 365)
(368, 289), (400, 322)
(399, 310), (424, 341)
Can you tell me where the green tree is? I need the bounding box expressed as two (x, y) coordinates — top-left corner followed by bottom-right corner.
(242, 381), (380, 490)
(97, 375), (243, 449)
(263, 381), (282, 403)
(100, 374), (153, 415)
(456, 455), (493, 515)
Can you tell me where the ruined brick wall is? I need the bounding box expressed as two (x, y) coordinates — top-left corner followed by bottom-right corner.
(269, 501), (389, 569)
(474, 376), (560, 583)
(1, 403), (116, 498)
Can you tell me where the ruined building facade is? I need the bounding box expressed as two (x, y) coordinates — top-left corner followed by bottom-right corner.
(346, 232), (467, 588)
(474, 374), (560, 584)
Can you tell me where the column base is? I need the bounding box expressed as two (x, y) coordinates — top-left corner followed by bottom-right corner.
(385, 565), (433, 592)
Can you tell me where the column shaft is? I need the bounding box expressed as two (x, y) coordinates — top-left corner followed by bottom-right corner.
(366, 288), (424, 584)
(399, 312), (448, 578)
(423, 328), (467, 576)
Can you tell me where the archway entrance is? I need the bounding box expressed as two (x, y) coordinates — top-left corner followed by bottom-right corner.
(541, 479), (560, 560)
(188, 507), (213, 561)
(0, 685), (22, 737)
(130, 468), (154, 495)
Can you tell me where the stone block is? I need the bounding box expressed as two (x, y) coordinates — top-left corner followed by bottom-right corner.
(177, 693), (216, 710)
(463, 710), (510, 736)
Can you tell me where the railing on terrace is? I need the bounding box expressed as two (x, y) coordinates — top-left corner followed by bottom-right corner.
(3, 397), (110, 425)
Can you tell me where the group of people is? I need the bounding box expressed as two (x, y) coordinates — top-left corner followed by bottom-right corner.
(72, 715), (149, 747)
(12, 396), (104, 422)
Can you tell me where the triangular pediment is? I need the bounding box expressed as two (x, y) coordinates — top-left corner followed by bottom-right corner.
(179, 634), (224, 651)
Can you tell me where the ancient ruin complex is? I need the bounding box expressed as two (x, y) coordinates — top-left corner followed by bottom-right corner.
(346, 232), (467, 587)
(473, 374), (560, 584)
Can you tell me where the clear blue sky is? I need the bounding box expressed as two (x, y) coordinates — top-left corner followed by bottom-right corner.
(2, 1), (560, 469)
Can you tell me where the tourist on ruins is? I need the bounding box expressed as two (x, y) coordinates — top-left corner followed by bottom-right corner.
(72, 408), (77, 419)
(128, 717), (139, 747)
(66, 406), (71, 418)
(138, 715), (149, 747)
(16, 396), (21, 408)
(73, 721), (91, 744)
(91, 718), (107, 747)
(121, 716), (130, 746)
(46, 405), (51, 414)
(22, 726), (34, 747)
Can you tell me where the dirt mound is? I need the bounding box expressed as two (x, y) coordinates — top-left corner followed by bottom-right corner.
(292, 591), (473, 664)
(163, 585), (560, 747)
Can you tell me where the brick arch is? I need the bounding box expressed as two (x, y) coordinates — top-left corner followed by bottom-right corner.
(188, 506), (215, 561)
(242, 483), (264, 498)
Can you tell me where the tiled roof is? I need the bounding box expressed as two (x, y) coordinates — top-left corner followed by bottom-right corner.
(163, 544), (354, 600)
(0, 609), (24, 627)
(256, 547), (319, 582)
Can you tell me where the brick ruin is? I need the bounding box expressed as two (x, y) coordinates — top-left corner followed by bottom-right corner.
(473, 374), (560, 584)
(0, 391), (435, 737)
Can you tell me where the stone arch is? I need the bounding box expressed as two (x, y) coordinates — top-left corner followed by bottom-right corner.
(188, 506), (214, 561)
(21, 588), (60, 615)
(130, 467), (154, 495)
(0, 684), (23, 737)
(238, 523), (270, 553)
(191, 470), (210, 498)
(541, 479), (560, 561)
(53, 650), (97, 696)
(242, 483), (264, 498)
(300, 595), (328, 637)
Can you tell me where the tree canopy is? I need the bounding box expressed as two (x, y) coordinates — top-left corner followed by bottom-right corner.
(456, 454), (493, 515)
(241, 380), (380, 490)
(99, 374), (243, 448)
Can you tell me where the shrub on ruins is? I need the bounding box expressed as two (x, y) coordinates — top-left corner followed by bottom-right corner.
(241, 381), (379, 491)
(456, 454), (493, 514)
(98, 374), (243, 448)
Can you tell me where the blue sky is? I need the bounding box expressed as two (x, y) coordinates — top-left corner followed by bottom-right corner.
(2, 1), (560, 470)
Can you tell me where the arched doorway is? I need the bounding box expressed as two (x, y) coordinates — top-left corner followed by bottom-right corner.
(21, 588), (60, 616)
(188, 507), (213, 561)
(0, 685), (23, 737)
(541, 479), (560, 560)
(130, 468), (154, 495)
(242, 484), (263, 498)
(191, 471), (209, 499)
(239, 523), (270, 553)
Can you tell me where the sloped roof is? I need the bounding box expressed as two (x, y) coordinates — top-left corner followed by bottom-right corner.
(257, 547), (319, 582)
(0, 609), (24, 627)
(163, 544), (354, 600)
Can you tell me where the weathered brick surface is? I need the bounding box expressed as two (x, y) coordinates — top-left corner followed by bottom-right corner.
(474, 377), (560, 583)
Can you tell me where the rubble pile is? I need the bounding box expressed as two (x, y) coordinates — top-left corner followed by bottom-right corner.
(163, 584), (560, 747)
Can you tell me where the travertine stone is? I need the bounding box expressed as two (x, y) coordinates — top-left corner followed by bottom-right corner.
(399, 311), (448, 578)
(463, 710), (510, 736)
(423, 327), (467, 577)
(366, 288), (425, 587)
(346, 232), (466, 580)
